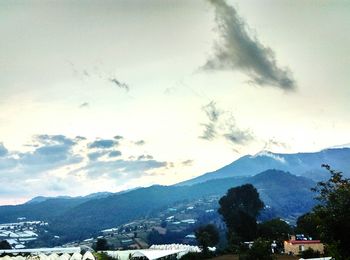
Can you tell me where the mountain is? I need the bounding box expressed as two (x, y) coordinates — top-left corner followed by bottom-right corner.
(178, 148), (350, 186)
(0, 192), (114, 224)
(25, 192), (113, 205)
(0, 170), (315, 243)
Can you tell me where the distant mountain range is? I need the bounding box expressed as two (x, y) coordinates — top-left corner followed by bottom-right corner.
(0, 147), (349, 245)
(0, 170), (316, 243)
(178, 148), (350, 186)
(25, 192), (114, 205)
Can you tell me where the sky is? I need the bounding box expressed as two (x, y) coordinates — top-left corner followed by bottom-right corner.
(0, 0), (350, 205)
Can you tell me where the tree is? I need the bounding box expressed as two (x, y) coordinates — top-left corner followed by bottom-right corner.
(218, 184), (264, 246)
(94, 238), (109, 251)
(0, 240), (12, 249)
(258, 218), (292, 241)
(311, 164), (350, 259)
(300, 248), (321, 258)
(195, 224), (219, 255)
(296, 212), (320, 239)
(240, 238), (274, 260)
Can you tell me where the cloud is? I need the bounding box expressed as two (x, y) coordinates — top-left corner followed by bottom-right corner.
(75, 158), (168, 180)
(222, 116), (254, 145)
(182, 160), (193, 166)
(263, 138), (289, 151)
(34, 134), (76, 146)
(109, 150), (122, 158)
(79, 102), (89, 108)
(0, 143), (8, 157)
(87, 151), (108, 161)
(18, 135), (82, 167)
(199, 101), (222, 140)
(0, 134), (171, 203)
(75, 136), (87, 141)
(200, 122), (217, 141)
(135, 140), (146, 146)
(109, 77), (130, 92)
(200, 101), (254, 146)
(88, 139), (118, 149)
(137, 154), (154, 160)
(203, 0), (296, 90)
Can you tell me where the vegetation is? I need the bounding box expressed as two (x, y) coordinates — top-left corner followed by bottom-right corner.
(195, 224), (219, 255)
(299, 248), (320, 258)
(309, 164), (350, 259)
(93, 238), (110, 251)
(240, 238), (275, 260)
(295, 212), (320, 239)
(0, 170), (317, 245)
(218, 184), (264, 247)
(94, 252), (117, 260)
(0, 240), (11, 249)
(258, 219), (292, 241)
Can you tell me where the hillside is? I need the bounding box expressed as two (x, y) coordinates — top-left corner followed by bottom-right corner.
(0, 170), (315, 243)
(178, 148), (350, 186)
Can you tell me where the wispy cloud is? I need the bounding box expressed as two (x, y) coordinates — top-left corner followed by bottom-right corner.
(79, 102), (89, 108)
(199, 101), (222, 140)
(134, 140), (146, 146)
(137, 154), (154, 160)
(182, 160), (194, 166)
(109, 77), (130, 92)
(203, 0), (296, 90)
(200, 101), (254, 147)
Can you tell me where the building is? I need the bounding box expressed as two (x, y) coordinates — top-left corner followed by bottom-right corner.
(284, 235), (324, 255)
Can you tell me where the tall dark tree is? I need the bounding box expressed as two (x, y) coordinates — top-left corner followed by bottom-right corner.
(195, 224), (219, 255)
(311, 164), (350, 259)
(0, 240), (11, 249)
(218, 184), (264, 245)
(94, 238), (109, 251)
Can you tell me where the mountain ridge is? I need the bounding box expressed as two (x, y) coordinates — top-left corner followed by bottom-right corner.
(177, 148), (350, 186)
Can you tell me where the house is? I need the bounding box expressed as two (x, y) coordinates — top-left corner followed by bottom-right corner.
(284, 235), (324, 255)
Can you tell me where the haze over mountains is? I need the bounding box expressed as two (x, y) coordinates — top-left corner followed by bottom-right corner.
(0, 147), (348, 244)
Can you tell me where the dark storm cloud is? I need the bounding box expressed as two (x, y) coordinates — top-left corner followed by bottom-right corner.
(203, 0), (296, 90)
